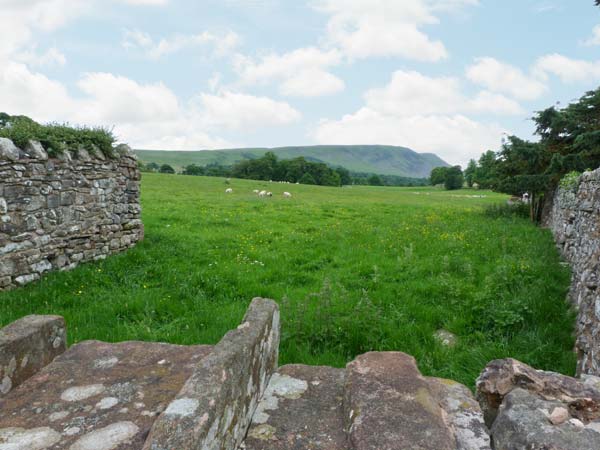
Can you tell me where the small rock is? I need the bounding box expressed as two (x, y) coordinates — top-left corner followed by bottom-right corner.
(549, 407), (569, 425)
(434, 329), (457, 347)
(569, 418), (585, 429)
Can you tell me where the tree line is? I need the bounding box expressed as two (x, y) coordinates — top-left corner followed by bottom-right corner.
(140, 152), (429, 187)
(428, 84), (600, 221)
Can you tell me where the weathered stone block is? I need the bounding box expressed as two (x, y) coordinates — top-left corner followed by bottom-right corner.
(0, 315), (66, 396)
(244, 364), (347, 450)
(0, 138), (20, 161)
(144, 297), (280, 450)
(24, 140), (48, 161)
(0, 340), (212, 449)
(344, 352), (468, 450)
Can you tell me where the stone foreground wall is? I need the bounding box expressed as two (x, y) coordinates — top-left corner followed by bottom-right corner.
(543, 168), (600, 375)
(0, 138), (143, 290)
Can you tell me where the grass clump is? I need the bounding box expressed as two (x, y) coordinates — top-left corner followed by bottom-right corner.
(0, 112), (115, 157)
(0, 175), (577, 387)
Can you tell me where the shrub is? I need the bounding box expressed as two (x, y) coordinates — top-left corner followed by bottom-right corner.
(559, 171), (581, 193)
(0, 113), (115, 157)
(159, 164), (175, 174)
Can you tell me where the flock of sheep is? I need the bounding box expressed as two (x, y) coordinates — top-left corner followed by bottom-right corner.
(225, 188), (292, 198)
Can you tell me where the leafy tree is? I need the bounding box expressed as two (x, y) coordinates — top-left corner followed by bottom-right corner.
(464, 159), (477, 187)
(430, 167), (448, 185)
(473, 150), (498, 189)
(335, 167), (352, 185)
(146, 162), (160, 172)
(368, 174), (383, 186)
(299, 172), (317, 185)
(159, 164), (175, 174)
(444, 166), (464, 190)
(493, 136), (551, 221)
(182, 164), (205, 176)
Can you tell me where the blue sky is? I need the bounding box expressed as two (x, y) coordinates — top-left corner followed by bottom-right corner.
(1, 0), (599, 165)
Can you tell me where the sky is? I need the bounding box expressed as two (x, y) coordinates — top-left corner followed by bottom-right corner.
(1, 0), (599, 166)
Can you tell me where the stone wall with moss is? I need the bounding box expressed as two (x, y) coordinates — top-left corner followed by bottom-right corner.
(0, 137), (143, 290)
(544, 168), (600, 375)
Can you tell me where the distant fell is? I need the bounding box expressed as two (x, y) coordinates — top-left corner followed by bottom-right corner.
(134, 145), (448, 178)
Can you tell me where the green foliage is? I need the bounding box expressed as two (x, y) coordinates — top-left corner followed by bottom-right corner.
(0, 175), (576, 387)
(299, 172), (317, 185)
(159, 164), (175, 174)
(430, 166), (464, 190)
(368, 174), (383, 186)
(464, 159), (477, 187)
(473, 150), (499, 189)
(559, 171), (582, 192)
(0, 113), (115, 157)
(444, 166), (464, 190)
(430, 166), (448, 185)
(470, 86), (600, 221)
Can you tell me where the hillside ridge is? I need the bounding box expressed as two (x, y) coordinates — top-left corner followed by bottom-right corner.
(134, 144), (448, 178)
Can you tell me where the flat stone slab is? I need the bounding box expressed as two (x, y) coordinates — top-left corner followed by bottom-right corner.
(243, 364), (348, 450)
(0, 340), (211, 450)
(344, 352), (467, 450)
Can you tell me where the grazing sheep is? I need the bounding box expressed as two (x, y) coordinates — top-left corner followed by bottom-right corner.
(225, 188), (233, 193)
(253, 189), (259, 193)
(283, 192), (292, 198)
(266, 192), (273, 197)
(258, 190), (267, 197)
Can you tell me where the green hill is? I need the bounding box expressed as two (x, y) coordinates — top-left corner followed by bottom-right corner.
(134, 145), (448, 178)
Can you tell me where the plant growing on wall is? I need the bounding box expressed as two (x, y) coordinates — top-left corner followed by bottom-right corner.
(0, 113), (115, 158)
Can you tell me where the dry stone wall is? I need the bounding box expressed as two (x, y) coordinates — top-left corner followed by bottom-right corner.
(543, 168), (600, 375)
(0, 138), (143, 290)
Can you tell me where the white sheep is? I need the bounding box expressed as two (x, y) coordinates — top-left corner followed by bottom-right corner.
(283, 192), (292, 198)
(253, 189), (259, 194)
(225, 188), (233, 193)
(266, 192), (273, 197)
(258, 190), (267, 197)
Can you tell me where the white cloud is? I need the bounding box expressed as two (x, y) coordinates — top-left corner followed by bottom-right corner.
(279, 69), (345, 97)
(76, 73), (181, 124)
(119, 0), (168, 5)
(314, 108), (505, 166)
(16, 46), (67, 68)
(234, 47), (345, 97)
(0, 59), (300, 149)
(314, 69), (510, 165)
(468, 90), (524, 116)
(364, 70), (463, 116)
(533, 53), (600, 83)
(583, 25), (600, 46)
(466, 57), (547, 100)
(0, 0), (90, 61)
(0, 61), (78, 123)
(122, 29), (240, 59)
(197, 91), (301, 130)
(364, 70), (524, 116)
(312, 0), (478, 61)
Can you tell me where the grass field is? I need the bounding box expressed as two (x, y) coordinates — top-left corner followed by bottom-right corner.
(0, 173), (576, 387)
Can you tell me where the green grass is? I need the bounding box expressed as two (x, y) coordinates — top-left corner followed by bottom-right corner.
(0, 174), (576, 387)
(135, 145), (447, 178)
